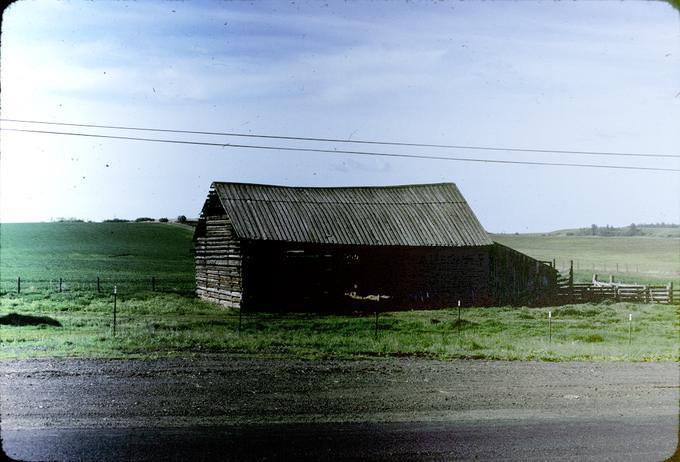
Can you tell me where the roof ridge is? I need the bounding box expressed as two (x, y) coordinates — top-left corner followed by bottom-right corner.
(211, 181), (456, 190)
(224, 198), (468, 205)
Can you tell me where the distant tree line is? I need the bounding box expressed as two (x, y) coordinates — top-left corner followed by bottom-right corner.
(635, 222), (679, 228)
(103, 218), (131, 223)
(101, 216), (188, 223)
(566, 223), (673, 237)
(58, 216), (193, 224)
(53, 217), (85, 223)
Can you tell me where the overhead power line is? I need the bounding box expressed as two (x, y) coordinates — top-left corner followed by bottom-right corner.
(2, 127), (678, 173)
(1, 118), (678, 160)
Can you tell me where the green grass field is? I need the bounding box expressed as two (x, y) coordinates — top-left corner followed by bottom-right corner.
(0, 291), (677, 361)
(0, 222), (195, 292)
(492, 233), (679, 285)
(0, 222), (677, 361)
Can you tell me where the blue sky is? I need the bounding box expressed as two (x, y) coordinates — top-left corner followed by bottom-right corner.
(1, 1), (678, 232)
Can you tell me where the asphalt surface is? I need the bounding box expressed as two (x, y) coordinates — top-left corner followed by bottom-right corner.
(1, 358), (677, 461)
(3, 417), (678, 462)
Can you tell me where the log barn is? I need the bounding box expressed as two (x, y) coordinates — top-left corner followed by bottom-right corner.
(193, 182), (557, 311)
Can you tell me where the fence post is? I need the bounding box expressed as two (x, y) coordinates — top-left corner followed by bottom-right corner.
(374, 311), (379, 339)
(669, 282), (674, 305)
(97, 277), (100, 293)
(457, 300), (461, 341)
(17, 277), (21, 294)
(628, 313), (632, 346)
(568, 261), (574, 303)
(59, 278), (62, 293)
(548, 311), (552, 344)
(113, 285), (117, 337)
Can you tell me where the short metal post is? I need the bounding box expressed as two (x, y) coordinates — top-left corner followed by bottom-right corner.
(59, 278), (63, 293)
(548, 311), (552, 344)
(97, 277), (100, 293)
(113, 286), (117, 337)
(17, 277), (21, 294)
(628, 313), (632, 346)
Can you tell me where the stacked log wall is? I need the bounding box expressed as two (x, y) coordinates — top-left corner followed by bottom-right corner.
(194, 214), (243, 308)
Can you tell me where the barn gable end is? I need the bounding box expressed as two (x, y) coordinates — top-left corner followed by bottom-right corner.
(194, 190), (243, 308)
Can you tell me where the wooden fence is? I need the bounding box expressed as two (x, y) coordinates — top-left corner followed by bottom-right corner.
(556, 263), (678, 305)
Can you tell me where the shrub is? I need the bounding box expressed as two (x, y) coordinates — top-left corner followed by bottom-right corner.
(103, 218), (130, 223)
(177, 215), (187, 223)
(159, 217), (169, 223)
(135, 217), (155, 222)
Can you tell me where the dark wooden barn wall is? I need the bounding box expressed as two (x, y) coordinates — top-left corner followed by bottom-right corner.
(240, 242), (491, 311)
(195, 214), (243, 308)
(488, 243), (558, 306)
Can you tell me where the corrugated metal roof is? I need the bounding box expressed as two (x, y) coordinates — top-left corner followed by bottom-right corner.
(210, 182), (492, 247)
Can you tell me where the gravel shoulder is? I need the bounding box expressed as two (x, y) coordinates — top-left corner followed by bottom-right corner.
(1, 357), (677, 429)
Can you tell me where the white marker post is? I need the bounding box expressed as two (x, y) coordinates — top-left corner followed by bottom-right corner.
(457, 300), (461, 341)
(113, 285), (118, 337)
(628, 313), (632, 346)
(548, 311), (552, 344)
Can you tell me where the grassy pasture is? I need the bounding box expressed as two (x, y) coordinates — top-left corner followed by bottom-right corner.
(0, 291), (677, 361)
(0, 222), (677, 361)
(491, 233), (679, 285)
(0, 222), (195, 292)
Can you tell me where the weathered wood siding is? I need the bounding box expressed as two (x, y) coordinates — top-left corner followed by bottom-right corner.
(489, 242), (558, 306)
(195, 214), (243, 308)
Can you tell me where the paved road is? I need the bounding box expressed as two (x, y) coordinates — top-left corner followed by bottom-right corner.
(1, 358), (677, 461)
(3, 417), (678, 461)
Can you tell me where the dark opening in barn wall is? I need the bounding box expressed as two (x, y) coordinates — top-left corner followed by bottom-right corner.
(239, 242), (492, 312)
